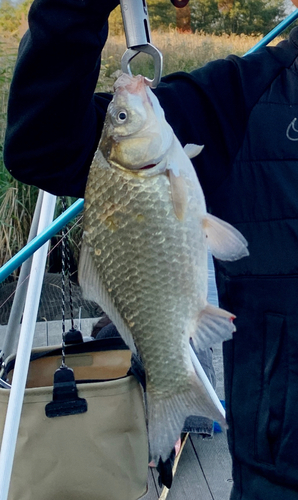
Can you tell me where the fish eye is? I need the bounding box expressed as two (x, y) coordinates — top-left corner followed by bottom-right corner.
(116, 110), (128, 123)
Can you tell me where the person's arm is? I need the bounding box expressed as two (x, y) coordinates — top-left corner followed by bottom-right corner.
(4, 0), (119, 198)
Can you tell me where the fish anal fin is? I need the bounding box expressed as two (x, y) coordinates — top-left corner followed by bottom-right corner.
(168, 169), (188, 221)
(191, 303), (236, 351)
(78, 241), (137, 353)
(184, 143), (204, 159)
(147, 372), (226, 463)
(202, 213), (249, 261)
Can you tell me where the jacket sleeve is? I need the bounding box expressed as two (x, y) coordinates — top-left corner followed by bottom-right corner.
(4, 0), (119, 198)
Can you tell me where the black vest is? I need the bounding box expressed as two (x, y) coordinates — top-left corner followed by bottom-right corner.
(209, 56), (298, 491)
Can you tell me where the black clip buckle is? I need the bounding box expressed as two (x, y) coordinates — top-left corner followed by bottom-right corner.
(64, 327), (83, 345)
(45, 366), (88, 418)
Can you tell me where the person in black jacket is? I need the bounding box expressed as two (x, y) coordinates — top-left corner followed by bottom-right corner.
(4, 0), (298, 498)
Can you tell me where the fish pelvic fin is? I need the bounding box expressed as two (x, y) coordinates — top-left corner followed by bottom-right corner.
(147, 373), (226, 463)
(78, 241), (137, 354)
(192, 303), (236, 351)
(202, 213), (249, 261)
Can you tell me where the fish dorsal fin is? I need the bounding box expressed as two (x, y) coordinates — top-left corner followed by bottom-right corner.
(168, 168), (188, 221)
(202, 213), (249, 261)
(184, 144), (204, 159)
(78, 241), (137, 354)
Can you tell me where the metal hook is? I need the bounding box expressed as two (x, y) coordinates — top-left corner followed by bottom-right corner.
(121, 44), (163, 88)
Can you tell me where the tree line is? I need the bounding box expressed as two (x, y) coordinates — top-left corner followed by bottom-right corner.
(0, 0), (289, 38)
(110, 0), (286, 36)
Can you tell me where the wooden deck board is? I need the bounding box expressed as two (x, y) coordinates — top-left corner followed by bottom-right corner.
(162, 437), (214, 500)
(144, 435), (231, 500)
(191, 433), (232, 500)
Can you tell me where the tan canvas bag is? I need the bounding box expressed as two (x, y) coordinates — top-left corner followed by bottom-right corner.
(0, 339), (148, 500)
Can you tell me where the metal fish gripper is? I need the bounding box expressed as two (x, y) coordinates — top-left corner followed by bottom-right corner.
(119, 0), (163, 88)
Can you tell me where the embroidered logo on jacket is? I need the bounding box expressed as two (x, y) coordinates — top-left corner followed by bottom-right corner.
(286, 118), (298, 141)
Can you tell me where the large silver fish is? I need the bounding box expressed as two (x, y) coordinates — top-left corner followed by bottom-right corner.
(78, 74), (248, 462)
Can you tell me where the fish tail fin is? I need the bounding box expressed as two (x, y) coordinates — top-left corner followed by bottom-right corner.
(192, 303), (236, 352)
(147, 373), (226, 463)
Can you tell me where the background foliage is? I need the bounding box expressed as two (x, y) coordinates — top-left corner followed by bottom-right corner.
(108, 0), (286, 35)
(0, 0), (289, 37)
(190, 0), (285, 35)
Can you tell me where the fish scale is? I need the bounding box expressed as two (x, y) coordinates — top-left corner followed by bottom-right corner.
(79, 73), (249, 461)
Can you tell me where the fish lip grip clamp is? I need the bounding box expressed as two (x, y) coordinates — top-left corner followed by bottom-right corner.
(120, 0), (163, 88)
(121, 44), (163, 88)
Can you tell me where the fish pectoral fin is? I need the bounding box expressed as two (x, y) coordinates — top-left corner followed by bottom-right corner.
(202, 213), (249, 261)
(147, 372), (226, 464)
(184, 143), (204, 159)
(78, 241), (137, 354)
(192, 303), (235, 350)
(168, 168), (188, 221)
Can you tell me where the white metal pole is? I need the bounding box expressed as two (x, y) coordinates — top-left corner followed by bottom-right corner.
(0, 191), (57, 500)
(2, 190), (45, 359)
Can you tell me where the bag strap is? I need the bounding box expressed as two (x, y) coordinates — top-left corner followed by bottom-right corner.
(43, 197), (87, 418)
(60, 196), (84, 347)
